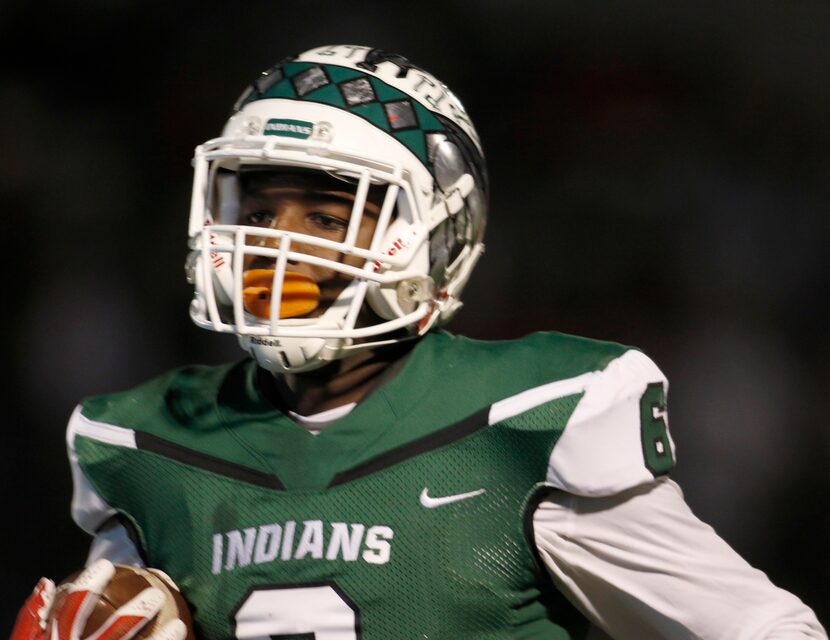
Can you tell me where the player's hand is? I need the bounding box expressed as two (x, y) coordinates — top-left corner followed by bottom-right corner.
(10, 576), (54, 640)
(11, 560), (187, 640)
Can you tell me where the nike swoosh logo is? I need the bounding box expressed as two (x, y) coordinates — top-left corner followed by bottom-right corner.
(419, 487), (486, 508)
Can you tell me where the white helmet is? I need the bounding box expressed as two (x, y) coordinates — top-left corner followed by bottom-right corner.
(186, 45), (488, 373)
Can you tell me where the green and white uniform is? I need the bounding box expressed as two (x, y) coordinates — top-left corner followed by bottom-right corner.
(69, 330), (816, 639)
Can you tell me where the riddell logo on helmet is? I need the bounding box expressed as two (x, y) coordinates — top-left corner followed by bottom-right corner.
(264, 118), (313, 139)
(372, 237), (409, 271)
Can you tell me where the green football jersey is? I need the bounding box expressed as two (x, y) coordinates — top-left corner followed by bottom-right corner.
(68, 331), (674, 639)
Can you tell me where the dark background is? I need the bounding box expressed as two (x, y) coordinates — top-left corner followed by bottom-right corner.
(3, 0), (828, 633)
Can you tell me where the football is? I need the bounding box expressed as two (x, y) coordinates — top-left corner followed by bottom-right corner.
(51, 564), (196, 640)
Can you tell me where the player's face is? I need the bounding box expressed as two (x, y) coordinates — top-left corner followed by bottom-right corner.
(237, 171), (383, 315)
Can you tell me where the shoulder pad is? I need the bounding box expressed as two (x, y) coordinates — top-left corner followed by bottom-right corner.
(546, 349), (675, 496)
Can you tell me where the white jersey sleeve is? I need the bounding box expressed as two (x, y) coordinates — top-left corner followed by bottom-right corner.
(546, 349), (675, 496)
(533, 477), (826, 639)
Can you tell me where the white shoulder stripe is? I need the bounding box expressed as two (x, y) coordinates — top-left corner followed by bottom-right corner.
(488, 371), (597, 425)
(68, 405), (137, 449)
(66, 405), (125, 535)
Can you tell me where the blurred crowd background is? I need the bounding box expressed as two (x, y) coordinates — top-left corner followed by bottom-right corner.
(2, 0), (828, 632)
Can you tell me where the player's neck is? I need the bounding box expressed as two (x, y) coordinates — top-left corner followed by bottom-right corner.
(268, 340), (417, 416)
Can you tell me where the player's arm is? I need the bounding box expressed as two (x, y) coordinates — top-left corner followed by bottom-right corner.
(533, 350), (826, 638)
(534, 478), (825, 639)
(67, 405), (146, 566)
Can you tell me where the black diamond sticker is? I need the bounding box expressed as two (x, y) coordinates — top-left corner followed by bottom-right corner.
(292, 66), (329, 97)
(341, 78), (376, 106)
(384, 100), (417, 130)
(254, 67), (284, 95)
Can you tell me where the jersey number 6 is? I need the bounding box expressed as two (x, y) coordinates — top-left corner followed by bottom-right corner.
(639, 382), (672, 477)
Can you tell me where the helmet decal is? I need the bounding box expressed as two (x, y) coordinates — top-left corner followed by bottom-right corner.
(236, 60), (469, 175)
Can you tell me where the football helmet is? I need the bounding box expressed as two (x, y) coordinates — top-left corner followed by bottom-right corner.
(186, 45), (488, 373)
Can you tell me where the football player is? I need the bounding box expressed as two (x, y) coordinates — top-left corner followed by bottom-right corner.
(13, 44), (826, 639)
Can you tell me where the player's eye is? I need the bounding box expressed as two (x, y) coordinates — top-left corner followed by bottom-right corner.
(309, 212), (349, 233)
(242, 210), (274, 227)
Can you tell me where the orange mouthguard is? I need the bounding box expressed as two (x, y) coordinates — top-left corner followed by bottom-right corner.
(242, 269), (321, 319)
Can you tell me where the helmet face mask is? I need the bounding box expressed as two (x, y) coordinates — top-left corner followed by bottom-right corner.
(186, 45), (487, 373)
